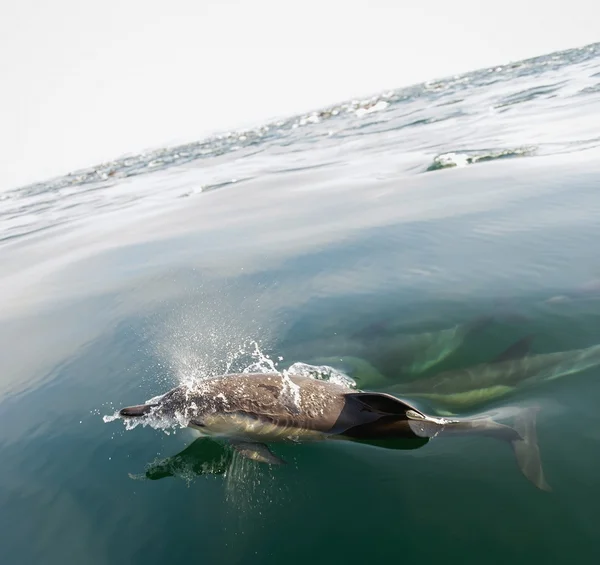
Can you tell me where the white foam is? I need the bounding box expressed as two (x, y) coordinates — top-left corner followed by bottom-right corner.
(435, 152), (470, 168)
(285, 362), (357, 389)
(355, 100), (389, 117)
(278, 372), (302, 415)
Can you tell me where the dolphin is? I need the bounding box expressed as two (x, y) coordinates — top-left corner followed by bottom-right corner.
(280, 314), (496, 386)
(387, 335), (600, 410)
(115, 372), (549, 490)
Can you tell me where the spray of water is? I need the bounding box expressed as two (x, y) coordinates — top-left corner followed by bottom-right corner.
(223, 450), (281, 511)
(285, 362), (357, 389)
(103, 350), (356, 432)
(102, 272), (361, 433)
(241, 341), (280, 374)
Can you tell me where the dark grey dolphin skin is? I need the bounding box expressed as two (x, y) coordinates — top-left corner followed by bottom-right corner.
(117, 372), (549, 490)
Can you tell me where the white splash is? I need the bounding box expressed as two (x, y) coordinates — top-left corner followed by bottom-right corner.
(427, 146), (535, 172)
(241, 341), (279, 374)
(102, 340), (276, 432)
(102, 413), (120, 424)
(102, 333), (357, 434)
(102, 398), (190, 433)
(285, 362), (357, 389)
(434, 152), (470, 168)
(355, 100), (389, 117)
(278, 372), (302, 415)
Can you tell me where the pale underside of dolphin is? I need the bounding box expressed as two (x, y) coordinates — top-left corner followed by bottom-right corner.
(116, 372), (549, 490)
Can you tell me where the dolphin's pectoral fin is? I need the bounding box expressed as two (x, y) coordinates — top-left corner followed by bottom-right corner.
(510, 407), (551, 492)
(493, 334), (535, 363)
(228, 440), (286, 465)
(329, 392), (426, 437)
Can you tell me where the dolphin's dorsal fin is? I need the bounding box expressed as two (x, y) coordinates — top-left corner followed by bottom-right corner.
(493, 335), (535, 363)
(344, 392), (423, 416)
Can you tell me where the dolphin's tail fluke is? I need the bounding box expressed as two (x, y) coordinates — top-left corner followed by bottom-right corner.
(422, 407), (550, 491)
(510, 406), (550, 491)
(337, 392), (550, 490)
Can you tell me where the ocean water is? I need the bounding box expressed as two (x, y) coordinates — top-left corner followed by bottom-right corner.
(2, 42), (600, 564)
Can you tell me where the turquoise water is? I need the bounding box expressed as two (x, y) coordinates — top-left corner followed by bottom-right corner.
(2, 43), (600, 564)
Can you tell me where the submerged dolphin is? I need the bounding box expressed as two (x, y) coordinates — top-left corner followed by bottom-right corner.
(281, 315), (496, 386)
(116, 372), (549, 490)
(388, 336), (600, 410)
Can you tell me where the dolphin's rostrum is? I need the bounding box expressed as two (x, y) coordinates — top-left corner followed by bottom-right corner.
(116, 372), (549, 490)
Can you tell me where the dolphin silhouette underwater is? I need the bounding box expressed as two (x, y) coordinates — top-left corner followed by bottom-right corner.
(115, 372), (549, 490)
(280, 315), (497, 386)
(385, 335), (600, 411)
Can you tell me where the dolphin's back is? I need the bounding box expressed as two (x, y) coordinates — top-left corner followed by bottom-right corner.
(187, 373), (351, 435)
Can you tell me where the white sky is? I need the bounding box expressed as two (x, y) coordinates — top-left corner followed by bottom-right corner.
(1, 0), (598, 190)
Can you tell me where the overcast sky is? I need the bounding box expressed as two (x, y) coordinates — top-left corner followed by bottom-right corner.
(1, 0), (598, 190)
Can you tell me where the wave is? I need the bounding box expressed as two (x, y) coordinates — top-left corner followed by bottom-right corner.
(425, 147), (536, 172)
(7, 43), (598, 196)
(2, 43), (598, 246)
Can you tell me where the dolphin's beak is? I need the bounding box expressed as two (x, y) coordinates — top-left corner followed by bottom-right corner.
(119, 403), (157, 417)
